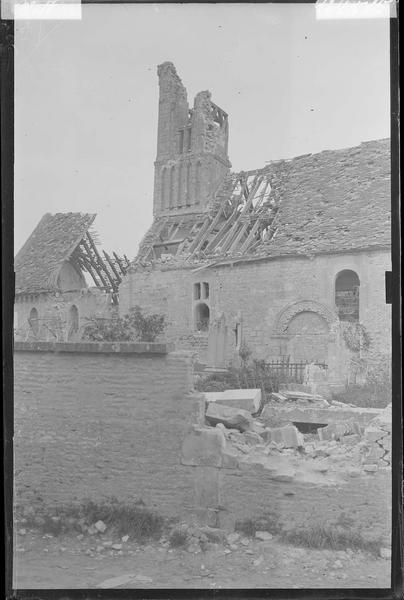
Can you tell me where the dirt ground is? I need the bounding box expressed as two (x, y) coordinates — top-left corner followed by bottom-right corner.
(13, 531), (391, 590)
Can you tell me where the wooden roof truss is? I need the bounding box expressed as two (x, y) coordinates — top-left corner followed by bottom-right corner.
(145, 170), (280, 261)
(71, 231), (130, 296)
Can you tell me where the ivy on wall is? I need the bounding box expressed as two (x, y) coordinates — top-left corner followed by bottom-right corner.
(342, 322), (371, 353)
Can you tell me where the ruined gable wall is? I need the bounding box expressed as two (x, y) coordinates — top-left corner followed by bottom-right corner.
(119, 248), (391, 371)
(14, 288), (113, 342)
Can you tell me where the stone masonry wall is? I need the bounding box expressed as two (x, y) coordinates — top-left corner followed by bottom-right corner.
(14, 342), (198, 518)
(119, 248), (392, 376)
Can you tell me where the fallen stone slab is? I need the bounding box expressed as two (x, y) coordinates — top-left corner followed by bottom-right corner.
(261, 405), (381, 428)
(181, 426), (226, 467)
(206, 402), (253, 432)
(318, 419), (361, 441)
(262, 425), (304, 448)
(255, 531), (273, 541)
(204, 388), (261, 413)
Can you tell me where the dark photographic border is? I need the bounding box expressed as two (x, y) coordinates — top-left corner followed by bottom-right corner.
(2, 2), (401, 598)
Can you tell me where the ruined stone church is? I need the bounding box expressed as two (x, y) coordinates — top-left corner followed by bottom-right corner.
(119, 62), (391, 387)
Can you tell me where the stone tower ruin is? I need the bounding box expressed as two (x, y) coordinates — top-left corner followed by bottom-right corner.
(153, 62), (231, 216)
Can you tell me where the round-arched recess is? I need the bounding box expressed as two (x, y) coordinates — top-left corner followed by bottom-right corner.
(335, 270), (360, 321)
(29, 307), (39, 336)
(195, 302), (210, 332)
(68, 304), (79, 340)
(286, 311), (329, 363)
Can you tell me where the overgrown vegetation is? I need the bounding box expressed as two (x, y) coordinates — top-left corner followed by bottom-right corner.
(332, 355), (391, 408)
(168, 528), (189, 548)
(236, 509), (382, 557)
(235, 510), (283, 537)
(82, 306), (167, 343)
(17, 497), (168, 542)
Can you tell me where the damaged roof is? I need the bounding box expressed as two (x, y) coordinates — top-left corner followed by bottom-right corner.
(135, 138), (390, 267)
(15, 212), (131, 296)
(15, 212), (96, 294)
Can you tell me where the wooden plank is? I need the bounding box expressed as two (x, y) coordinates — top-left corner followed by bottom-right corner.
(103, 250), (122, 284)
(80, 238), (109, 288)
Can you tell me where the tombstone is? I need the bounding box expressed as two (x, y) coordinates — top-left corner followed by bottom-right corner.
(207, 312), (228, 369)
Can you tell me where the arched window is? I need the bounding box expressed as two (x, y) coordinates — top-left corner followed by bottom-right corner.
(186, 162), (192, 206)
(161, 168), (167, 210)
(169, 165), (175, 209)
(195, 302), (210, 332)
(195, 161), (202, 205)
(177, 162), (183, 207)
(29, 307), (39, 336)
(335, 270), (360, 321)
(68, 304), (79, 339)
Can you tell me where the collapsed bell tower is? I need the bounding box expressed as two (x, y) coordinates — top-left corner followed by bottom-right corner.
(153, 62), (231, 216)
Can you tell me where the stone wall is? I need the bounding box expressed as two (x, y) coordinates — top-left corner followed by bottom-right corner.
(14, 342), (198, 518)
(119, 248), (392, 381)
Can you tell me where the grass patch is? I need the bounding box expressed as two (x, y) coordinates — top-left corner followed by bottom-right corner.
(16, 497), (168, 542)
(281, 524), (382, 557)
(332, 385), (390, 409)
(235, 510), (382, 557)
(235, 510), (283, 537)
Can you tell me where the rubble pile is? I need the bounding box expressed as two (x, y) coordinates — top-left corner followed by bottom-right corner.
(186, 389), (392, 483)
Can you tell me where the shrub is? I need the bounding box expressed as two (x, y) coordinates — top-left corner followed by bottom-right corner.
(82, 306), (166, 343)
(168, 528), (188, 548)
(235, 510), (282, 537)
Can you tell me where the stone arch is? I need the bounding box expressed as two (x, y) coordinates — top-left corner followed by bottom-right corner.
(274, 300), (338, 335)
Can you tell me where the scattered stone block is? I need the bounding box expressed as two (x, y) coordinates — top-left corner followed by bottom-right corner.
(206, 403), (253, 432)
(255, 531), (273, 541)
(205, 389), (261, 413)
(363, 464), (378, 473)
(263, 425), (304, 448)
(181, 426), (226, 467)
(243, 431), (263, 446)
(318, 419), (361, 441)
(226, 532), (240, 544)
(94, 520), (107, 533)
(364, 426), (388, 443)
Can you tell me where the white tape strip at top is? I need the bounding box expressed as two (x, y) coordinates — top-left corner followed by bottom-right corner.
(316, 0), (397, 20)
(1, 0), (82, 20)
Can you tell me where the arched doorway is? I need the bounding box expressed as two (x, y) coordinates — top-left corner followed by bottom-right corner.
(286, 311), (329, 363)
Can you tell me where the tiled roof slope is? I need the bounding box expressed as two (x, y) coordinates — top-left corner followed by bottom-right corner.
(264, 138), (390, 257)
(15, 212), (96, 294)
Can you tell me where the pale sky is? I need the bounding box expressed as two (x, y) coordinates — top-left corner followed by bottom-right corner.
(14, 3), (390, 258)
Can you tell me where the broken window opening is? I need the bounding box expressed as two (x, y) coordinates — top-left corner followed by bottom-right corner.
(29, 307), (39, 336)
(194, 282), (201, 300)
(161, 168), (167, 210)
(178, 129), (184, 154)
(335, 270), (360, 321)
(202, 282), (209, 299)
(235, 322), (242, 348)
(68, 304), (79, 339)
(153, 242), (181, 258)
(195, 161), (202, 204)
(169, 166), (175, 209)
(195, 302), (210, 332)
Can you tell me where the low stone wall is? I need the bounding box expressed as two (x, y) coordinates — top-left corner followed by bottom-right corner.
(14, 341), (198, 517)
